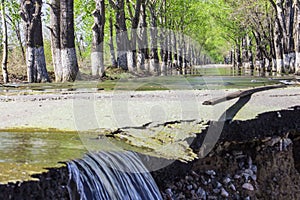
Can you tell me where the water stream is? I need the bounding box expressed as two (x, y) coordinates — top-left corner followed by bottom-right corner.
(67, 151), (162, 200)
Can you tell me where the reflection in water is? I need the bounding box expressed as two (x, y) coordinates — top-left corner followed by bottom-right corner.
(0, 132), (87, 183)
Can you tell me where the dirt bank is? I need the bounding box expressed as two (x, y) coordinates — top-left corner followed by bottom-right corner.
(155, 106), (300, 199)
(0, 107), (299, 199)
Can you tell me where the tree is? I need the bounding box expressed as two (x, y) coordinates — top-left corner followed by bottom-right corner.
(136, 0), (149, 73)
(20, 0), (50, 83)
(91, 0), (105, 77)
(295, 0), (300, 75)
(108, 10), (117, 68)
(148, 0), (160, 75)
(49, 0), (79, 82)
(126, 0), (143, 73)
(1, 0), (9, 83)
(60, 0), (79, 81)
(109, 0), (129, 70)
(49, 0), (62, 82)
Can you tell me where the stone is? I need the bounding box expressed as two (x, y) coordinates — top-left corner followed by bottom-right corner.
(165, 188), (173, 196)
(242, 173), (250, 181)
(213, 188), (220, 194)
(187, 185), (193, 190)
(251, 174), (257, 181)
(244, 169), (254, 176)
(242, 183), (254, 191)
(229, 183), (236, 191)
(206, 170), (216, 176)
(223, 177), (231, 184)
(283, 138), (292, 150)
(221, 188), (229, 197)
(196, 187), (206, 199)
(234, 174), (241, 179)
(251, 165), (257, 173)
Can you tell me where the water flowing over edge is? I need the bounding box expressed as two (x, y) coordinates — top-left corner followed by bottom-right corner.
(67, 151), (162, 200)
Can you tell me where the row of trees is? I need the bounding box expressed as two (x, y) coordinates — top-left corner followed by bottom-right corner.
(223, 0), (300, 75)
(3, 1), (299, 84)
(1, 0), (230, 83)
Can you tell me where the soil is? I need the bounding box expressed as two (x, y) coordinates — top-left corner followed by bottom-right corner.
(0, 107), (299, 199)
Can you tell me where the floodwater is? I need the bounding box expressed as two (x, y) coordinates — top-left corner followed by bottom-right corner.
(0, 131), (86, 184)
(0, 65), (298, 184)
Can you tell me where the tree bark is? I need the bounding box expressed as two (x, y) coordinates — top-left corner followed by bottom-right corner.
(60, 0), (79, 81)
(126, 0), (142, 73)
(49, 0), (62, 82)
(137, 2), (148, 73)
(149, 2), (160, 76)
(20, 0), (50, 83)
(1, 0), (9, 83)
(285, 0), (295, 72)
(236, 40), (242, 75)
(274, 16), (284, 73)
(109, 0), (129, 70)
(109, 12), (117, 68)
(167, 29), (173, 75)
(295, 0), (300, 75)
(91, 0), (105, 77)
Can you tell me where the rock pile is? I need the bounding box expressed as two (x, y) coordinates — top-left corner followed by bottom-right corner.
(161, 151), (258, 200)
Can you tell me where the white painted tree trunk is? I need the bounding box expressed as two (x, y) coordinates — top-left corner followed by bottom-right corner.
(35, 47), (49, 82)
(137, 52), (145, 72)
(127, 51), (135, 73)
(272, 58), (277, 72)
(91, 51), (104, 76)
(161, 62), (167, 76)
(295, 52), (300, 75)
(26, 47), (35, 83)
(149, 59), (157, 75)
(61, 48), (78, 81)
(283, 53), (290, 72)
(50, 0), (61, 82)
(288, 52), (295, 73)
(53, 48), (63, 82)
(276, 59), (284, 74)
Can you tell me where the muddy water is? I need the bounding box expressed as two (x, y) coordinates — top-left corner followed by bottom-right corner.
(0, 131), (86, 184)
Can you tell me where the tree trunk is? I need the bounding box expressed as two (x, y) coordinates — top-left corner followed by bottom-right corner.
(109, 13), (117, 67)
(159, 7), (167, 76)
(20, 0), (50, 83)
(60, 0), (79, 81)
(110, 0), (129, 70)
(172, 30), (178, 74)
(137, 2), (148, 73)
(1, 0), (9, 83)
(274, 17), (284, 73)
(167, 29), (173, 75)
(149, 3), (160, 76)
(242, 36), (249, 69)
(159, 29), (167, 76)
(91, 0), (105, 77)
(126, 0), (142, 73)
(236, 41), (242, 75)
(285, 0), (295, 72)
(295, 0), (300, 75)
(50, 0), (62, 82)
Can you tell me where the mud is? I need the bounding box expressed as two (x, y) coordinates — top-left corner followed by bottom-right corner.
(0, 107), (299, 199)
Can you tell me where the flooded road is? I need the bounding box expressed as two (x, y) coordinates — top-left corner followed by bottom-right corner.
(0, 131), (86, 183)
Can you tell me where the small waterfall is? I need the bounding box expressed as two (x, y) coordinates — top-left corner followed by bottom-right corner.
(67, 151), (162, 200)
